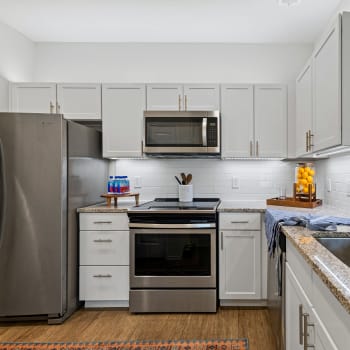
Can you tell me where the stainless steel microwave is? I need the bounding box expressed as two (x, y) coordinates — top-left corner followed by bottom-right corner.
(143, 110), (220, 156)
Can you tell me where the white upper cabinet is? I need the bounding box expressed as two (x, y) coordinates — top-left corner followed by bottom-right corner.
(146, 83), (219, 111)
(102, 84), (145, 158)
(312, 15), (341, 152)
(183, 84), (220, 111)
(10, 83), (56, 114)
(10, 82), (101, 120)
(254, 85), (287, 158)
(221, 85), (254, 158)
(146, 84), (183, 111)
(296, 61), (313, 157)
(221, 84), (287, 158)
(56, 83), (101, 120)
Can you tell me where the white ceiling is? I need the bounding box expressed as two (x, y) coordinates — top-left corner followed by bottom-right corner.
(0, 0), (343, 43)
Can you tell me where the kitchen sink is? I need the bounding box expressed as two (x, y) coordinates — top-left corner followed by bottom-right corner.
(315, 237), (350, 268)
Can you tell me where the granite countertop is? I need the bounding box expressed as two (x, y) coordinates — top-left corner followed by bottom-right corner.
(77, 200), (139, 213)
(217, 200), (266, 212)
(281, 224), (350, 314)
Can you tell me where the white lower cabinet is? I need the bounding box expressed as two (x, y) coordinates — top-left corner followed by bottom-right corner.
(79, 213), (129, 307)
(219, 213), (263, 304)
(286, 241), (347, 350)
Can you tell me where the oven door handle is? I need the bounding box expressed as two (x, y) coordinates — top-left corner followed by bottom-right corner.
(129, 223), (216, 229)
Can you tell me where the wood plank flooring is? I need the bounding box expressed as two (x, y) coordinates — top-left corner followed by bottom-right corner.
(0, 308), (276, 350)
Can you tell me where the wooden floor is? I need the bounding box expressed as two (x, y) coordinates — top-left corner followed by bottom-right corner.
(0, 308), (276, 350)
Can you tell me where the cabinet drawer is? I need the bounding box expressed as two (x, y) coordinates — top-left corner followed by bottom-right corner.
(80, 230), (129, 266)
(79, 266), (129, 301)
(220, 213), (261, 230)
(80, 213), (129, 231)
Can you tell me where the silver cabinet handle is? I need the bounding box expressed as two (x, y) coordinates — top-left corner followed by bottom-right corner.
(306, 132), (309, 152)
(93, 239), (112, 243)
(299, 304), (303, 345)
(221, 231), (223, 250)
(185, 95), (188, 111)
(93, 274), (112, 278)
(93, 221), (112, 224)
(250, 141), (253, 156)
(202, 117), (207, 147)
(303, 313), (315, 349)
(308, 130), (314, 150)
(256, 141), (259, 157)
(230, 221), (249, 224)
(178, 94), (181, 111)
(56, 101), (61, 113)
(49, 101), (54, 113)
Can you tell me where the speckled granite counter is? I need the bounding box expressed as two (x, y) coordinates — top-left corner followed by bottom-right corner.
(77, 200), (139, 213)
(218, 200), (266, 212)
(281, 224), (350, 314)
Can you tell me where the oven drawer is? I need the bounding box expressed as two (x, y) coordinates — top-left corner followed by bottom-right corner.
(80, 213), (129, 231)
(220, 213), (261, 230)
(80, 230), (129, 266)
(79, 266), (129, 301)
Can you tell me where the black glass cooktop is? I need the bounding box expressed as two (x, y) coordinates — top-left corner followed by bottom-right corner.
(129, 197), (220, 212)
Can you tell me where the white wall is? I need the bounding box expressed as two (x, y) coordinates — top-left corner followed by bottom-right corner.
(113, 159), (296, 201)
(0, 21), (35, 81)
(0, 75), (9, 112)
(33, 42), (312, 157)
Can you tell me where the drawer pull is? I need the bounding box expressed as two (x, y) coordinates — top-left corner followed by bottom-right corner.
(93, 274), (112, 278)
(230, 221), (249, 224)
(303, 312), (315, 349)
(93, 239), (113, 243)
(93, 221), (112, 224)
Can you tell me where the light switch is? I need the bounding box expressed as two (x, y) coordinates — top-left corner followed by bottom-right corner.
(134, 176), (142, 188)
(232, 177), (239, 189)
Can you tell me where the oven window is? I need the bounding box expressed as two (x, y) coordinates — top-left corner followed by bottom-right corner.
(134, 234), (211, 276)
(145, 117), (203, 146)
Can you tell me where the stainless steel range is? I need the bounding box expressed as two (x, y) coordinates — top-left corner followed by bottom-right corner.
(128, 198), (220, 313)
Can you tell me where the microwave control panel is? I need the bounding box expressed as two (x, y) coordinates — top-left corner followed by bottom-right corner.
(207, 118), (218, 147)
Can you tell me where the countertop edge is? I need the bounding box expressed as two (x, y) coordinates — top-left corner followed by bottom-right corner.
(282, 226), (350, 315)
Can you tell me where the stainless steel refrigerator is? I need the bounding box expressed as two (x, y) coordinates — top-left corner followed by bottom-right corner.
(0, 113), (109, 324)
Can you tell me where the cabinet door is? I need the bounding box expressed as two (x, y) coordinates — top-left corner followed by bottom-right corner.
(57, 83), (101, 120)
(254, 84), (287, 158)
(183, 84), (220, 111)
(102, 84), (145, 158)
(10, 83), (56, 113)
(221, 85), (254, 158)
(285, 263), (315, 350)
(296, 61), (313, 157)
(146, 84), (183, 111)
(313, 16), (341, 152)
(219, 230), (261, 299)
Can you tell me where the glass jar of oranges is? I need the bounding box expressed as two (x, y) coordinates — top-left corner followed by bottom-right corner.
(295, 163), (316, 198)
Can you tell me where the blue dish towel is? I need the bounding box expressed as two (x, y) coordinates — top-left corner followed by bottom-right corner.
(265, 209), (350, 256)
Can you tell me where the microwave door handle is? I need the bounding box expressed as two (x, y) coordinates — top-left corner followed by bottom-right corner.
(202, 118), (207, 147)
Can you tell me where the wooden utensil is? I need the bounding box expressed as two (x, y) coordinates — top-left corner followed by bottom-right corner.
(186, 173), (192, 184)
(180, 173), (187, 185)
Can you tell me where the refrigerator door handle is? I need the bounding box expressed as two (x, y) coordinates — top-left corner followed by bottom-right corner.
(0, 138), (6, 245)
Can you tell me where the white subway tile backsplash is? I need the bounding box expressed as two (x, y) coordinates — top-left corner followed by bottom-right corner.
(111, 159), (295, 201)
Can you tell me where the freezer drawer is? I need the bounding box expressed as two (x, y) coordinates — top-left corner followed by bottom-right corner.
(79, 266), (129, 301)
(80, 230), (129, 266)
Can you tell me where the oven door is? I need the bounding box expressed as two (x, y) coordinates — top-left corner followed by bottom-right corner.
(130, 228), (216, 288)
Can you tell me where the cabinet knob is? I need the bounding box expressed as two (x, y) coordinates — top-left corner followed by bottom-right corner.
(49, 101), (54, 114)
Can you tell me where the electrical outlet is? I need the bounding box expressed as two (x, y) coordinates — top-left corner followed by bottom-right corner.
(134, 176), (142, 188)
(232, 177), (240, 189)
(327, 178), (332, 192)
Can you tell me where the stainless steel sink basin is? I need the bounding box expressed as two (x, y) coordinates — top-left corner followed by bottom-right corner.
(315, 237), (350, 268)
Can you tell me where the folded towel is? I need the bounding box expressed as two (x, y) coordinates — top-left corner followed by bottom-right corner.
(265, 209), (350, 256)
